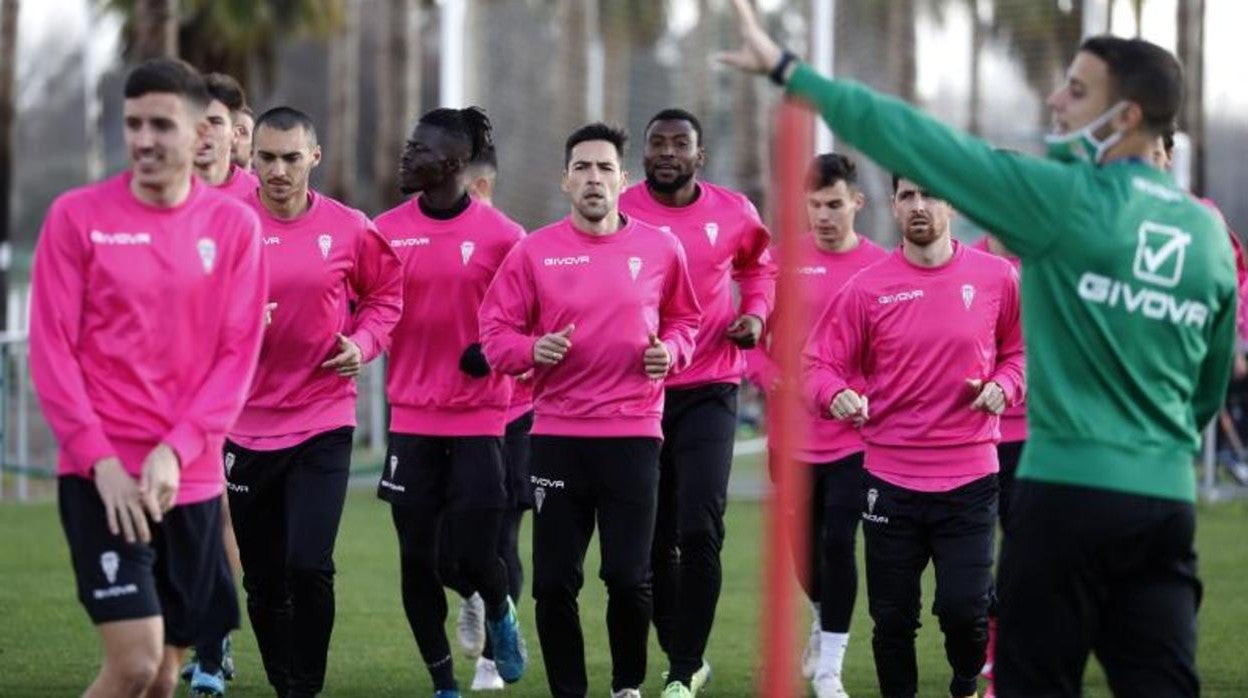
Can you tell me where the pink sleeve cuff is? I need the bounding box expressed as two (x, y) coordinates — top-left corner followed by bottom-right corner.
(164, 422), (205, 469)
(990, 372), (1023, 406)
(738, 300), (771, 328)
(349, 330), (381, 365)
(65, 428), (116, 476)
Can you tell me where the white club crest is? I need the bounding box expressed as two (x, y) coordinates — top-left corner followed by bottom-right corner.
(389, 455), (399, 480)
(197, 238), (217, 273)
(866, 488), (878, 516)
(628, 257), (642, 281)
(659, 226), (672, 234)
(461, 241), (476, 266)
(100, 551), (119, 585)
(318, 234), (333, 260)
(224, 452), (236, 477)
(962, 284), (975, 310)
(534, 486), (546, 513)
(705, 222), (719, 246)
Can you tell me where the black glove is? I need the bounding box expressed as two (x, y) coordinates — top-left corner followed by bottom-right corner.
(459, 342), (491, 377)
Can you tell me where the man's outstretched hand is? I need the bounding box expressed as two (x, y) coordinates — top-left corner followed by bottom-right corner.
(716, 0), (784, 76)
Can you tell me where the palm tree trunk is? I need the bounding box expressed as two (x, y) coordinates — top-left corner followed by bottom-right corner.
(134, 0), (177, 60)
(968, 0), (983, 135)
(886, 0), (917, 103)
(0, 0), (18, 330)
(1177, 0), (1205, 194)
(374, 0), (421, 210)
(556, 0), (591, 135)
(601, 6), (631, 126)
(326, 0), (361, 204)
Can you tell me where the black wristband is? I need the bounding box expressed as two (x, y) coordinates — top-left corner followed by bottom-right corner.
(769, 50), (798, 86)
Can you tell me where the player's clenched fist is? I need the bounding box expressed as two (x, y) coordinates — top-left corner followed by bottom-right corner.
(829, 388), (870, 426)
(534, 324), (575, 365)
(967, 378), (1006, 415)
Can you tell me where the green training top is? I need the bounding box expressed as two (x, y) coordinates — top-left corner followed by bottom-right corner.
(787, 63), (1237, 502)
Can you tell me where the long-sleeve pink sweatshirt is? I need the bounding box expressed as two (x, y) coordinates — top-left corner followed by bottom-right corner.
(228, 189), (403, 449)
(803, 242), (1024, 483)
(30, 172), (267, 505)
(377, 197), (524, 436)
(479, 216), (703, 439)
(749, 234), (888, 463)
(619, 182), (776, 388)
(212, 164), (258, 200)
(971, 236), (1027, 443)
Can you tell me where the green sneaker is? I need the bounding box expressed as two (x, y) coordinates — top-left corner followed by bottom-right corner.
(662, 681), (693, 698)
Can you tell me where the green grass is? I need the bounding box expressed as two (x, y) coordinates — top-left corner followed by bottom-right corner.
(2, 464), (1247, 696)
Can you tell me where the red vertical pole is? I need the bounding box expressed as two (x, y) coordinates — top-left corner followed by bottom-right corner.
(760, 98), (814, 698)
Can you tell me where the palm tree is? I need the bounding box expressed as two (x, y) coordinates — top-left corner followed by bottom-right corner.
(990, 0), (1084, 127)
(555, 0), (593, 134)
(1177, 0), (1205, 194)
(325, 0), (360, 204)
(0, 0), (17, 329)
(374, 0), (423, 210)
(102, 0), (344, 90)
(134, 0), (177, 59)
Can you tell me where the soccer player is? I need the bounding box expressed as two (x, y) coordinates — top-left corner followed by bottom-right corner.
(232, 105), (255, 170)
(193, 73), (256, 198)
(29, 58), (266, 698)
(444, 142), (538, 692)
(181, 70), (257, 696)
(618, 108), (776, 697)
(721, 3), (1238, 695)
(374, 107), (527, 697)
(223, 106), (403, 698)
(749, 154), (887, 697)
(479, 123), (702, 698)
(804, 174), (1023, 698)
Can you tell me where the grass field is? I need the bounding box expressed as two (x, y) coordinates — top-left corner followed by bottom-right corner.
(2, 458), (1247, 696)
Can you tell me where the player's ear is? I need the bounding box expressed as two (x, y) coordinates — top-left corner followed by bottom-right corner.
(310, 144), (323, 169)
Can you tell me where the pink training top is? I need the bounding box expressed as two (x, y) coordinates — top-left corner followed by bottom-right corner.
(228, 189), (403, 450)
(209, 164), (259, 200)
(30, 172), (267, 505)
(1199, 198), (1248, 344)
(479, 216), (702, 439)
(748, 234), (888, 463)
(377, 197), (524, 437)
(619, 182), (775, 388)
(972, 236), (1027, 443)
(803, 242), (1024, 489)
(506, 374), (535, 423)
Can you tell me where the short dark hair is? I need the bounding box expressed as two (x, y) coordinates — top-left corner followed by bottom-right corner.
(1161, 125), (1176, 155)
(254, 106), (318, 145)
(469, 142), (498, 173)
(123, 58), (210, 111)
(807, 153), (857, 191)
(1079, 35), (1183, 136)
(645, 108), (703, 146)
(203, 72), (246, 114)
(418, 106), (494, 162)
(891, 172), (903, 192)
(565, 122), (628, 166)
(238, 105), (254, 119)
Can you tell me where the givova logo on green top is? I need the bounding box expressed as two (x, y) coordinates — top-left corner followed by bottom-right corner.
(1133, 222), (1192, 288)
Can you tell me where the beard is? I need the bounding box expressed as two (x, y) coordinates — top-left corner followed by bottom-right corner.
(645, 169), (694, 194)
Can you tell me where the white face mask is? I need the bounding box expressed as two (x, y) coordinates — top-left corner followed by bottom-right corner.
(1044, 101), (1130, 164)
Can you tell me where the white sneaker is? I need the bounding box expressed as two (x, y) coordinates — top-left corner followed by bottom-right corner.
(801, 617), (821, 679)
(470, 656), (505, 691)
(611, 690), (642, 698)
(812, 670), (850, 698)
(457, 593), (486, 658)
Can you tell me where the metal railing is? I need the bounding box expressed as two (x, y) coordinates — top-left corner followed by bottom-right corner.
(0, 283), (390, 500)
